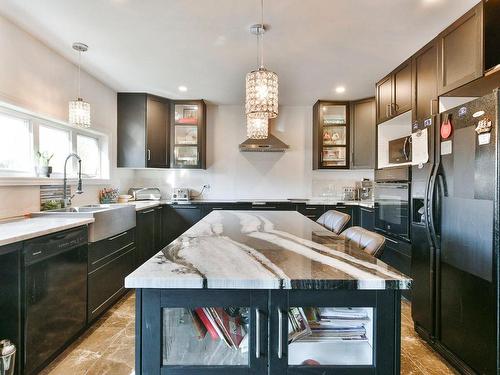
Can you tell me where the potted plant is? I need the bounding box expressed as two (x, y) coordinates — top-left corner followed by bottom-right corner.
(35, 151), (54, 177)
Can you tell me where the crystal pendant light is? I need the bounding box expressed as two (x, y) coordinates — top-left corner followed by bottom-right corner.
(245, 0), (278, 125)
(246, 117), (268, 139)
(69, 42), (91, 128)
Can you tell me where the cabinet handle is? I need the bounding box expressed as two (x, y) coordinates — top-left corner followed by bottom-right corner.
(107, 231), (127, 241)
(211, 207), (223, 210)
(385, 237), (398, 244)
(305, 207), (317, 210)
(32, 251), (42, 256)
(393, 103), (399, 113)
(277, 308), (283, 360)
(141, 209), (155, 214)
(336, 206), (347, 209)
(306, 215), (317, 218)
(253, 206), (277, 209)
(360, 207), (372, 213)
(386, 104), (391, 118)
(255, 308), (261, 359)
(147, 149), (151, 161)
(430, 98), (438, 116)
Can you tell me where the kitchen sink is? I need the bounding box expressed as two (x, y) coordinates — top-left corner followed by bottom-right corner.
(32, 204), (136, 242)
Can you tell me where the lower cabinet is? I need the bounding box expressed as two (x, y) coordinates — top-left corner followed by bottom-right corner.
(163, 204), (203, 244)
(380, 236), (411, 300)
(359, 207), (375, 231)
(136, 208), (156, 266)
(0, 243), (21, 375)
(87, 229), (136, 322)
(137, 288), (401, 374)
(296, 204), (325, 221)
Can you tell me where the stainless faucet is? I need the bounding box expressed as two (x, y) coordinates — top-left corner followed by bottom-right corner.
(62, 153), (83, 208)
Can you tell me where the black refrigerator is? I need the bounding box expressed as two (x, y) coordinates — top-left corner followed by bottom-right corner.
(411, 90), (499, 375)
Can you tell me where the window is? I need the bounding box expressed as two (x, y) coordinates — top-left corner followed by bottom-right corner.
(76, 134), (100, 177)
(39, 124), (71, 174)
(0, 104), (109, 180)
(0, 113), (32, 172)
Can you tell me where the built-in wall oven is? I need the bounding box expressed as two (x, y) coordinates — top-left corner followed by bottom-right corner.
(374, 167), (411, 241)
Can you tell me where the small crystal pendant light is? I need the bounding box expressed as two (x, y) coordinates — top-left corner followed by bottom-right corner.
(246, 117), (268, 139)
(69, 42), (91, 128)
(245, 0), (278, 137)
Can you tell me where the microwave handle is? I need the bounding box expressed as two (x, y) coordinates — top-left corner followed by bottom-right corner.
(403, 137), (409, 161)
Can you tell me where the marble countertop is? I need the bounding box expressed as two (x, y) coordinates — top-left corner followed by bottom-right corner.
(0, 217), (94, 247)
(125, 210), (410, 291)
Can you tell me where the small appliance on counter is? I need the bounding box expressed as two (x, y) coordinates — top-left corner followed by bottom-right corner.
(342, 186), (358, 201)
(128, 187), (161, 201)
(358, 179), (373, 201)
(171, 188), (190, 202)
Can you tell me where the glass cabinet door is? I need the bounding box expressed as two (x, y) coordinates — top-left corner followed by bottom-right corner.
(145, 289), (268, 375)
(317, 102), (349, 168)
(287, 306), (374, 366)
(171, 101), (205, 168)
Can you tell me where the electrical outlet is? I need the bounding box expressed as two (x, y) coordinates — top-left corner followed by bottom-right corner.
(203, 184), (211, 190)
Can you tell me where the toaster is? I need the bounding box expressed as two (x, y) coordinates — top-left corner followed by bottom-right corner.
(172, 188), (190, 201)
(128, 187), (161, 201)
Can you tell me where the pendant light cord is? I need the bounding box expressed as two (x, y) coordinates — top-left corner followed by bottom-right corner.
(260, 0), (264, 69)
(78, 50), (81, 99)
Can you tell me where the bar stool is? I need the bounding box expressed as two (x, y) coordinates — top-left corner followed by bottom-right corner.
(316, 210), (351, 235)
(341, 226), (386, 258)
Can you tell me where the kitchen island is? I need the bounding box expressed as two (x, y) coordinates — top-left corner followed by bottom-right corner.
(125, 210), (411, 375)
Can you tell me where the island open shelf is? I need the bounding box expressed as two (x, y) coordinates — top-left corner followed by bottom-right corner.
(126, 211), (410, 374)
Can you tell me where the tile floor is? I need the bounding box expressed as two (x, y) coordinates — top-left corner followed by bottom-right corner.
(41, 293), (457, 375)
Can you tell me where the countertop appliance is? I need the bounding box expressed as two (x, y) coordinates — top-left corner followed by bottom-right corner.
(171, 188), (190, 202)
(411, 91), (499, 375)
(388, 135), (412, 164)
(23, 227), (88, 374)
(128, 187), (161, 201)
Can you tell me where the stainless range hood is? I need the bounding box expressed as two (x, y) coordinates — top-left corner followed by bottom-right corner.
(239, 134), (289, 152)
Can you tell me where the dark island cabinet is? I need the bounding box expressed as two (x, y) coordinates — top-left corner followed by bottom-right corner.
(117, 93), (169, 168)
(380, 236), (411, 300)
(87, 229), (136, 322)
(136, 288), (401, 375)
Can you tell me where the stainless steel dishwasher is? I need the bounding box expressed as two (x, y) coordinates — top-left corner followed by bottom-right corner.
(23, 227), (88, 375)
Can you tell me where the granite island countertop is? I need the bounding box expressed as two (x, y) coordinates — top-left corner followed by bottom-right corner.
(125, 210), (410, 291)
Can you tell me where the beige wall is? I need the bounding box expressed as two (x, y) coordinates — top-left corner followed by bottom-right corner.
(0, 14), (134, 218)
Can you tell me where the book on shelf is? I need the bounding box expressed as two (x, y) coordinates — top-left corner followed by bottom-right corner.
(194, 307), (247, 349)
(188, 310), (207, 340)
(288, 307), (312, 343)
(318, 307), (370, 321)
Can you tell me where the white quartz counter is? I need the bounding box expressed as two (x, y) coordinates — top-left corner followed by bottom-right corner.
(0, 217), (94, 247)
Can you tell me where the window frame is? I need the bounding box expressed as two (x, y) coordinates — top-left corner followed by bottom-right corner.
(0, 101), (110, 184)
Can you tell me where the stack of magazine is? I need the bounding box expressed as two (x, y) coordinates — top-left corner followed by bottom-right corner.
(190, 307), (248, 350)
(288, 307), (370, 343)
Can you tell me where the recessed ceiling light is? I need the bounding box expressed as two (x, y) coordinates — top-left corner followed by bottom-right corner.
(335, 86), (346, 93)
(178, 85), (188, 92)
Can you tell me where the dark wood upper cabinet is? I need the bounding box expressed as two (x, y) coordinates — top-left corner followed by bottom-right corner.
(437, 3), (483, 95)
(376, 60), (412, 124)
(393, 60), (412, 115)
(170, 100), (206, 169)
(313, 100), (350, 169)
(351, 97), (375, 169)
(412, 41), (438, 122)
(146, 96), (169, 168)
(376, 75), (392, 124)
(117, 93), (169, 168)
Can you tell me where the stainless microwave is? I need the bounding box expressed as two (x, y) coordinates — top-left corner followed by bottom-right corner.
(388, 136), (412, 164)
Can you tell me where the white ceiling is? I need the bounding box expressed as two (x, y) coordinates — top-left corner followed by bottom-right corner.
(0, 0), (478, 105)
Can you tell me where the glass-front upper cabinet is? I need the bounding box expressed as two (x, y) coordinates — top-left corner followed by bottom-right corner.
(170, 100), (206, 169)
(313, 101), (350, 169)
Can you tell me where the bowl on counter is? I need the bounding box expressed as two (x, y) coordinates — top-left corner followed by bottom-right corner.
(118, 195), (133, 203)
